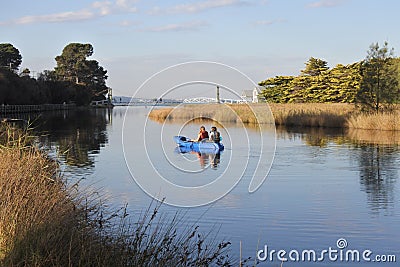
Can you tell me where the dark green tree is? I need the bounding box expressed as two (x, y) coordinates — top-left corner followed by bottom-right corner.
(54, 43), (108, 102)
(0, 43), (22, 72)
(357, 42), (399, 111)
(55, 43), (94, 83)
(37, 70), (58, 82)
(301, 57), (329, 76)
(79, 60), (108, 100)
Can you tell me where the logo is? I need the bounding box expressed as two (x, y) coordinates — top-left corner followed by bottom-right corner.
(257, 238), (397, 263)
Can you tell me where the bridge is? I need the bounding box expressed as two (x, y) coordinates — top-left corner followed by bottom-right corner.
(111, 97), (247, 106)
(183, 97), (246, 104)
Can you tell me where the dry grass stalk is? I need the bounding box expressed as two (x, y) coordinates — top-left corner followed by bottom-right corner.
(346, 111), (400, 131)
(269, 103), (354, 128)
(149, 104), (274, 125)
(149, 103), (400, 131)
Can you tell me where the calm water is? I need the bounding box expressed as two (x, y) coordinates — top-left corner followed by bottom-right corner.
(32, 106), (399, 266)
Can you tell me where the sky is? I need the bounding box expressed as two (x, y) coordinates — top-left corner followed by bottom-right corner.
(1, 0), (400, 98)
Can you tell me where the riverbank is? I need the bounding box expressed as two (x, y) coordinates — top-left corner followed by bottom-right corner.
(0, 125), (233, 266)
(148, 103), (400, 131)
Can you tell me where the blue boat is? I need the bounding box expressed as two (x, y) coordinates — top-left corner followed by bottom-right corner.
(173, 136), (224, 154)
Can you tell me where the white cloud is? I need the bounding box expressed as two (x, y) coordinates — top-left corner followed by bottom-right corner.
(307, 0), (344, 8)
(119, 19), (141, 27)
(255, 20), (274, 25)
(0, 0), (138, 26)
(14, 10), (95, 24)
(142, 21), (208, 32)
(149, 0), (249, 15)
(92, 1), (113, 16)
(254, 19), (285, 26)
(116, 0), (139, 12)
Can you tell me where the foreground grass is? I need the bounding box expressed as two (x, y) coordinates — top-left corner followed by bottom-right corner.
(0, 125), (234, 267)
(149, 103), (400, 131)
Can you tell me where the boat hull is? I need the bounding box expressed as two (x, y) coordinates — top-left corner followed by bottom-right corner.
(173, 136), (224, 153)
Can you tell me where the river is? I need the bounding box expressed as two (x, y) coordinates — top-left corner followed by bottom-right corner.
(31, 106), (399, 266)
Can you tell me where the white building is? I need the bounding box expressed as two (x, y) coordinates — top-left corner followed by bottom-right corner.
(241, 86), (264, 103)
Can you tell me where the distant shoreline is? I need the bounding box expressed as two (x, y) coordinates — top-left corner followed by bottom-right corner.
(0, 103), (76, 115)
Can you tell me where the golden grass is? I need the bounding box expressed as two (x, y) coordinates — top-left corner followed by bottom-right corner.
(148, 104), (274, 125)
(149, 103), (400, 131)
(346, 111), (400, 131)
(0, 124), (233, 266)
(269, 103), (354, 128)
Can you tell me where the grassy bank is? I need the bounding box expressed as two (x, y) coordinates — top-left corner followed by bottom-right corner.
(0, 125), (233, 266)
(148, 104), (274, 125)
(149, 103), (400, 131)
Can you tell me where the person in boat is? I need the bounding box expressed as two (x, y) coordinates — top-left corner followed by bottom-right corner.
(193, 126), (209, 142)
(209, 126), (221, 143)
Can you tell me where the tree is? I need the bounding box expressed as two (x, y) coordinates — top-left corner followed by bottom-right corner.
(79, 60), (108, 99)
(356, 42), (399, 111)
(301, 57), (329, 76)
(37, 70), (58, 82)
(55, 43), (94, 84)
(0, 43), (22, 72)
(259, 61), (362, 103)
(54, 43), (108, 101)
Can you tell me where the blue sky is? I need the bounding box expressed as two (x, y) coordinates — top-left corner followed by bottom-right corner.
(1, 0), (400, 97)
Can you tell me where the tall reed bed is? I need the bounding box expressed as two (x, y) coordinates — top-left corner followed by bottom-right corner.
(149, 104), (274, 125)
(0, 124), (234, 266)
(269, 103), (354, 128)
(346, 110), (400, 131)
(149, 103), (400, 131)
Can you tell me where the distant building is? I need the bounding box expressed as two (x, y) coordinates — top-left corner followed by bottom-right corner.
(241, 86), (264, 103)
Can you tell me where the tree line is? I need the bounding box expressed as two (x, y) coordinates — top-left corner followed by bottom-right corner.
(259, 42), (400, 111)
(0, 43), (108, 106)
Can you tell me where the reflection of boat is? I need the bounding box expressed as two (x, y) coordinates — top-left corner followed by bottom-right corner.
(173, 136), (224, 154)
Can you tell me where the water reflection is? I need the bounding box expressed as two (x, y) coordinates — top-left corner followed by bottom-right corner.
(356, 144), (398, 214)
(195, 152), (221, 169)
(277, 126), (399, 214)
(11, 108), (398, 215)
(174, 147), (222, 169)
(278, 126), (346, 147)
(347, 128), (400, 145)
(33, 108), (111, 168)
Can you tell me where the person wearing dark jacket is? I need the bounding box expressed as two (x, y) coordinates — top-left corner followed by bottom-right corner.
(209, 126), (220, 143)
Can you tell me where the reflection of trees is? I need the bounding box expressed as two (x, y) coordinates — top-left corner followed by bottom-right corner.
(278, 126), (344, 147)
(357, 144), (398, 214)
(35, 108), (111, 168)
(277, 126), (399, 214)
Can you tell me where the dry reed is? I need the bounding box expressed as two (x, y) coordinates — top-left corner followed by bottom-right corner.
(149, 104), (274, 125)
(346, 111), (400, 131)
(270, 103), (354, 128)
(149, 103), (400, 131)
